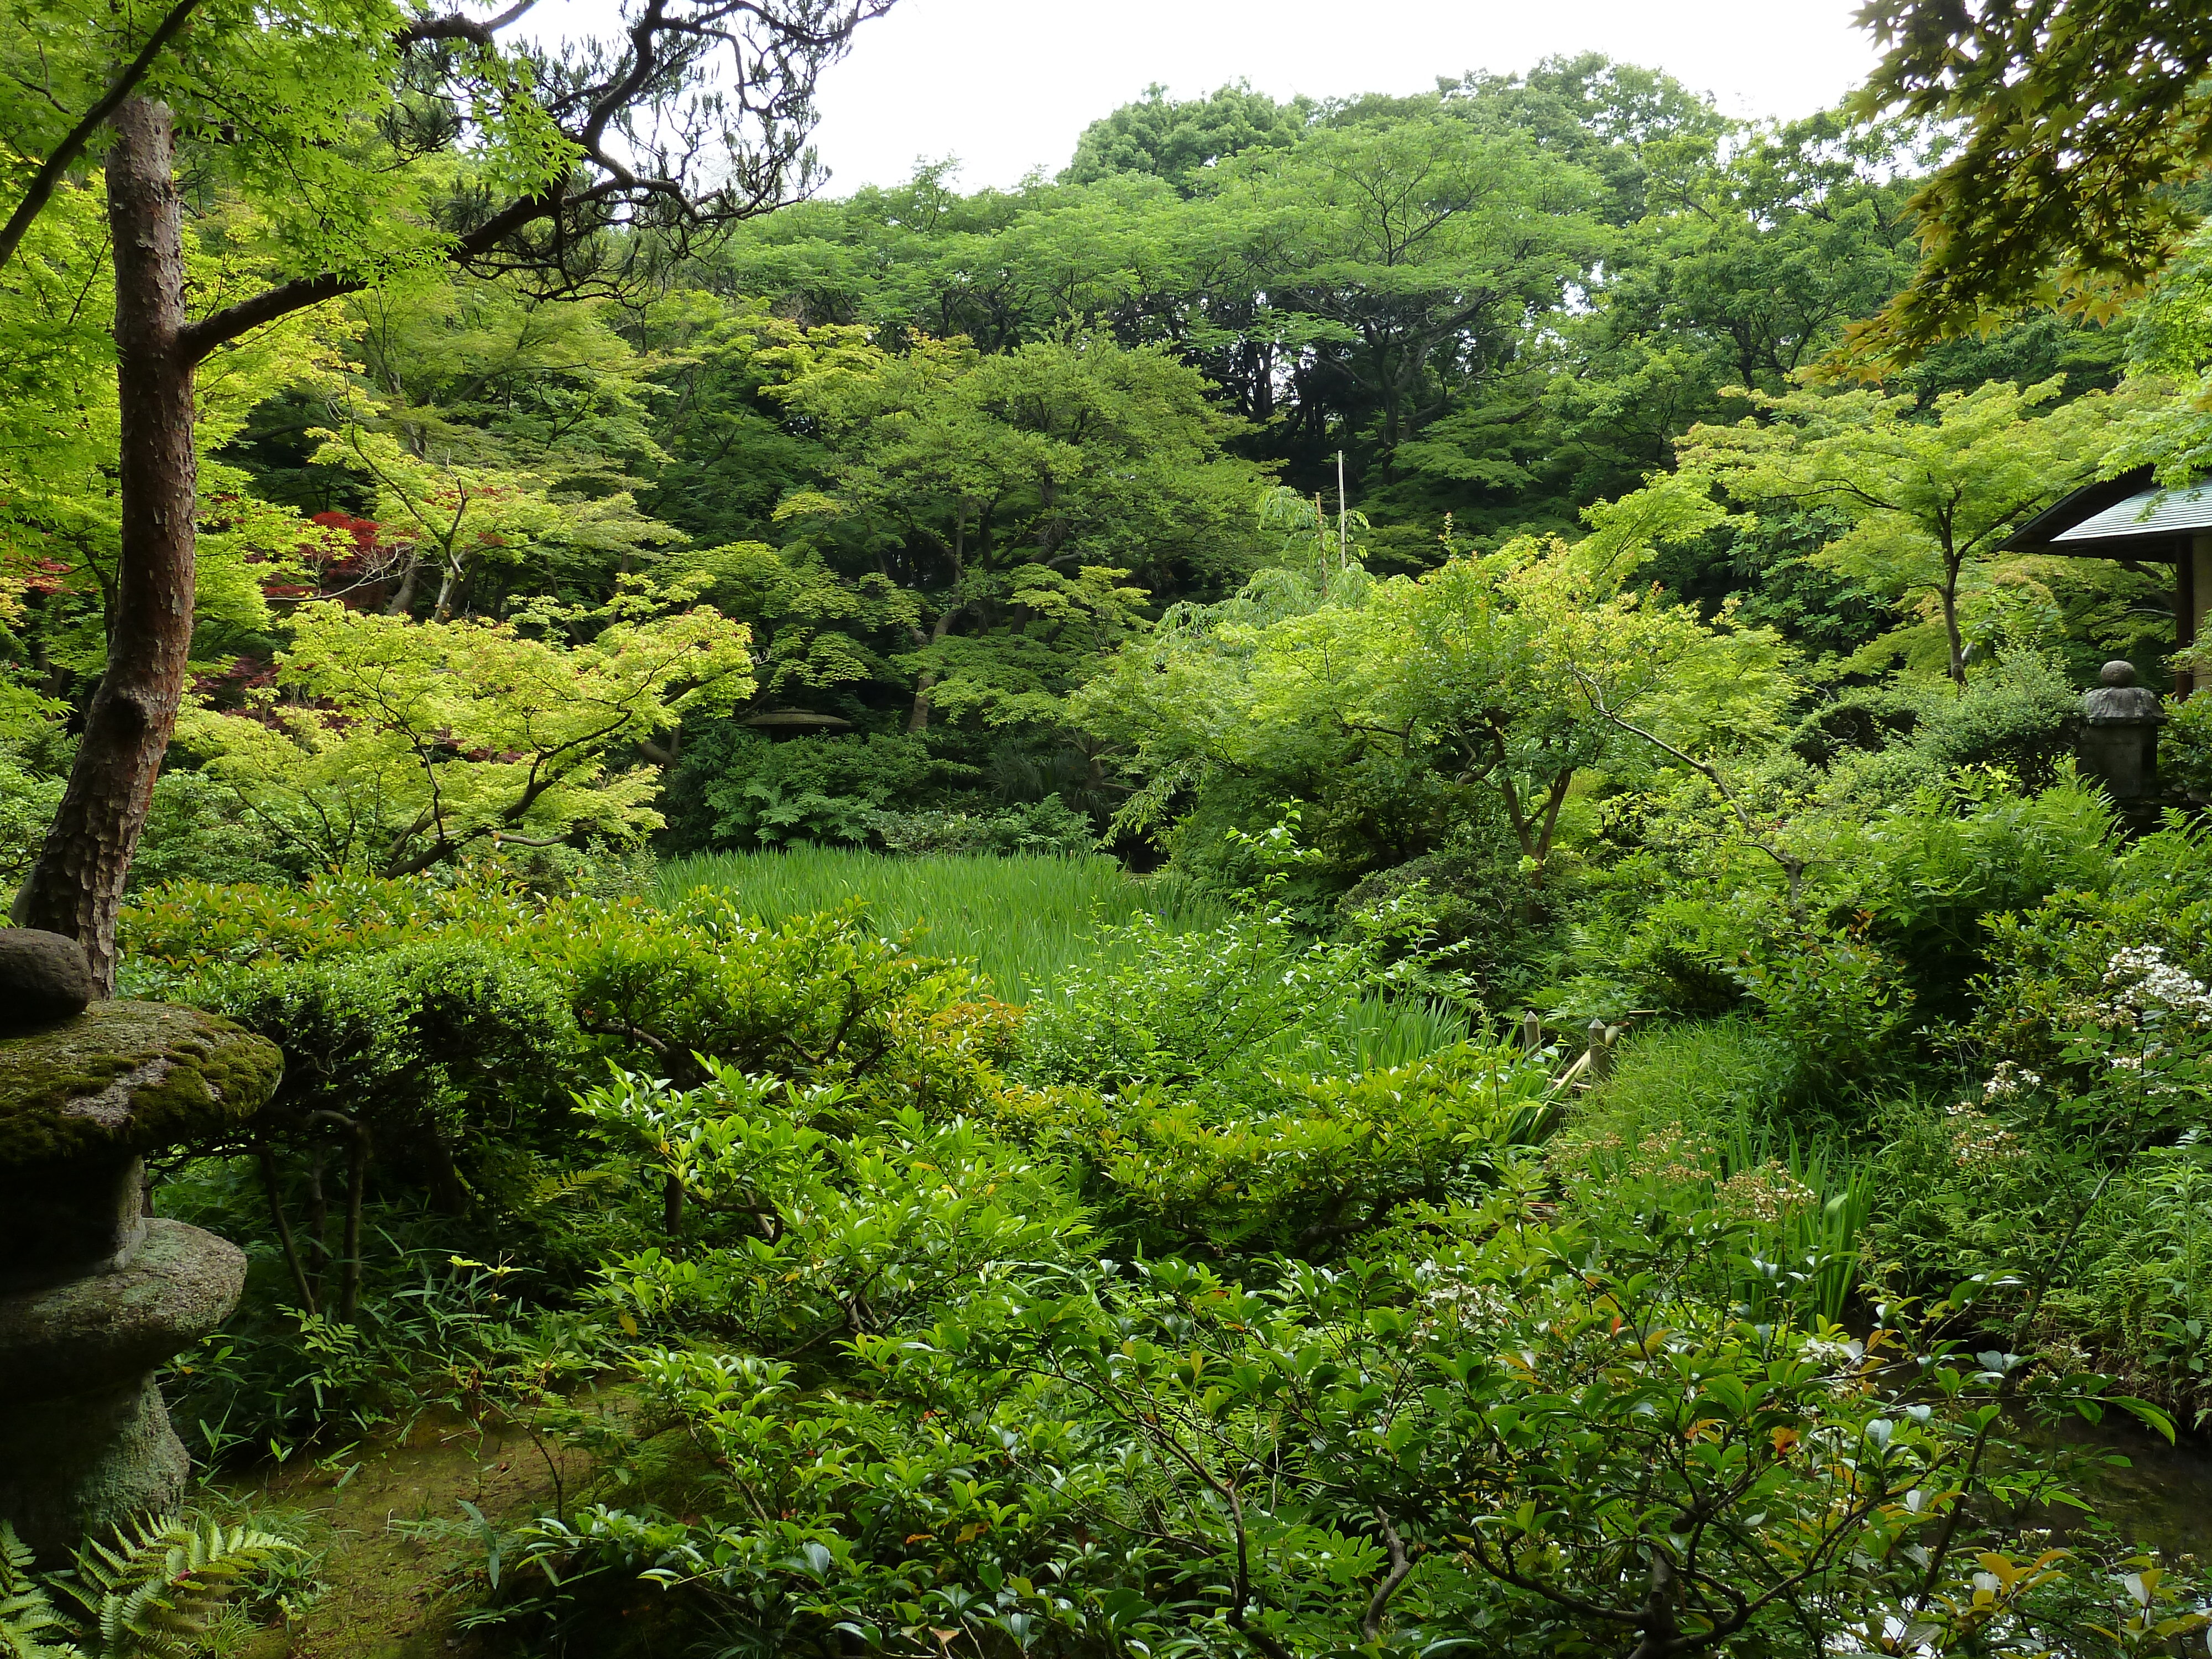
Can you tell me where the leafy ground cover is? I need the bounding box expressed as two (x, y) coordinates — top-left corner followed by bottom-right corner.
(33, 840), (2195, 1659)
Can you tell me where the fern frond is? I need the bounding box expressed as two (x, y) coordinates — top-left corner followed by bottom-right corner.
(0, 1524), (82, 1659)
(530, 1167), (625, 1206)
(61, 1515), (298, 1659)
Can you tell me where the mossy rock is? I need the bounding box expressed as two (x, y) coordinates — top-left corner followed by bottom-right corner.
(0, 1001), (282, 1166)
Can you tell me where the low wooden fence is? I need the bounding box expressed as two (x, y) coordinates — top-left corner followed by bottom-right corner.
(1518, 1010), (1650, 1093)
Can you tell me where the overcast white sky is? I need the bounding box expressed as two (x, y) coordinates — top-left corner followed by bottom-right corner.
(799, 0), (1884, 194)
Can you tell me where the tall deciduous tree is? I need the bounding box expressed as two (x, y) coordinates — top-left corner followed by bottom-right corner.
(1663, 378), (2129, 684)
(1227, 115), (1603, 467)
(20, 98), (197, 990)
(764, 330), (1268, 733)
(7, 0), (893, 988)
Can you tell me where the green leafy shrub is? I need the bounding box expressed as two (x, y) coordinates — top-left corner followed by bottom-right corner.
(1836, 772), (2116, 1020)
(191, 940), (582, 1204)
(2160, 685), (2212, 798)
(985, 1041), (1556, 1253)
(1014, 905), (1451, 1104)
(669, 727), (936, 849)
(2057, 1137), (2212, 1402)
(1735, 920), (1918, 1096)
(1618, 894), (1763, 1015)
(498, 1193), (2194, 1659)
(1861, 816), (2212, 1412)
(869, 794), (1097, 858)
(1813, 649), (2085, 802)
(1969, 815), (2212, 1139)
(0, 750), (63, 901)
(126, 769), (308, 891)
(126, 874), (1027, 1451)
(126, 877), (1021, 1123)
(579, 1065), (1092, 1353)
(1335, 847), (1552, 1007)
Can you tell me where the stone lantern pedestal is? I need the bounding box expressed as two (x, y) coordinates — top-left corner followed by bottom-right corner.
(0, 930), (281, 1564)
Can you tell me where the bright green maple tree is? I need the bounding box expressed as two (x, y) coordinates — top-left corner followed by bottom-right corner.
(177, 580), (756, 875)
(1079, 508), (1790, 883)
(1662, 377), (2132, 684)
(1844, 0), (2212, 364)
(310, 414), (685, 621)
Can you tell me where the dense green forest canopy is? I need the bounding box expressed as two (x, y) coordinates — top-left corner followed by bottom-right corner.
(9, 44), (2157, 878)
(5, 18), (2207, 912)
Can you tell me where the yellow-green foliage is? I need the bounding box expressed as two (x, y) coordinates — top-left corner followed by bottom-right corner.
(122, 872), (1020, 1120)
(1076, 526), (1793, 878)
(173, 579), (757, 879)
(979, 1041), (1557, 1252)
(1657, 376), (2133, 679)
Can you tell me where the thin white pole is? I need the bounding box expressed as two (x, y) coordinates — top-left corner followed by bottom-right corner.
(1336, 448), (1348, 568)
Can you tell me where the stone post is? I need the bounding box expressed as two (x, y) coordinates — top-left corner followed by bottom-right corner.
(2078, 660), (2164, 829)
(1587, 1018), (1614, 1082)
(0, 930), (281, 1564)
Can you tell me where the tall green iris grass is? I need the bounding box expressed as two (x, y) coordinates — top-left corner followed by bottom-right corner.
(1578, 1016), (1876, 1323)
(655, 848), (1227, 999)
(1720, 1122), (1876, 1325)
(1325, 995), (1476, 1072)
(659, 848), (1473, 1066)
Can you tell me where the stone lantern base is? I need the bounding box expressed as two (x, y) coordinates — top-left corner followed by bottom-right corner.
(0, 1213), (246, 1559)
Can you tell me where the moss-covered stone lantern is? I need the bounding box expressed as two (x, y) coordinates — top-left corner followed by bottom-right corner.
(0, 928), (281, 1564)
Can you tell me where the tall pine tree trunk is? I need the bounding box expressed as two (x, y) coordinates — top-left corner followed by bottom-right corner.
(9, 99), (195, 993)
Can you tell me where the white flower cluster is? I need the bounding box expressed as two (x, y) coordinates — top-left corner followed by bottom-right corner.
(1981, 1061), (2042, 1102)
(2100, 945), (2212, 1024)
(1945, 1099), (2026, 1168)
(1795, 1334), (1864, 1370)
(1411, 1260), (1512, 1337)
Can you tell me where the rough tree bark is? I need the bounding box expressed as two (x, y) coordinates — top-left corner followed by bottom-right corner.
(9, 99), (196, 994)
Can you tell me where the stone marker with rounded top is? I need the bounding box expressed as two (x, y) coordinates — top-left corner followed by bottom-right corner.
(0, 928), (280, 1564)
(2078, 659), (2165, 810)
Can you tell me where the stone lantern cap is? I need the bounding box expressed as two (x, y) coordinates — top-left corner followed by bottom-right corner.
(2080, 660), (2164, 724)
(0, 999), (282, 1167)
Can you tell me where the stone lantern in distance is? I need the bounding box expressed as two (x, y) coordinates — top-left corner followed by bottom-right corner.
(2078, 660), (2165, 822)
